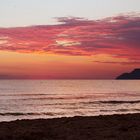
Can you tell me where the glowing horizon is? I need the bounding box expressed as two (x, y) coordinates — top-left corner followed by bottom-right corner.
(0, 0), (140, 79)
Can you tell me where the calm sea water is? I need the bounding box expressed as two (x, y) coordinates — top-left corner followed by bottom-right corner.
(0, 80), (140, 122)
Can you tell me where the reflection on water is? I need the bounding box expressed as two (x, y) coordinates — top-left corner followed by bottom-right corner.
(0, 80), (140, 122)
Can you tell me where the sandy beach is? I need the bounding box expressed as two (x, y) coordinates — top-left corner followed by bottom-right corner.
(0, 113), (139, 140)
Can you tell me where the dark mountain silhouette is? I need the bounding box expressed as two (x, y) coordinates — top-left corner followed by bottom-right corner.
(116, 69), (140, 80)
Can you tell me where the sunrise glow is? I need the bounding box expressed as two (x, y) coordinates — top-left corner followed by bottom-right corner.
(0, 0), (139, 79)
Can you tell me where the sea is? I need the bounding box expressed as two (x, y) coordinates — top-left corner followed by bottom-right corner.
(0, 80), (140, 122)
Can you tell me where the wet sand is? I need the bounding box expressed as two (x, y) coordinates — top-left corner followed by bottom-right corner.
(0, 113), (140, 140)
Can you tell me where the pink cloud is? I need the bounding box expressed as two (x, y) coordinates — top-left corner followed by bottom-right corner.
(0, 14), (140, 62)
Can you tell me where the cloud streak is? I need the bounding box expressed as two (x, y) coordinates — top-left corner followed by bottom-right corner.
(0, 14), (140, 63)
(93, 61), (140, 65)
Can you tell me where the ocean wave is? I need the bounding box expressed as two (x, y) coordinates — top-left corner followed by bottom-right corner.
(99, 100), (140, 104)
(0, 93), (59, 96)
(100, 108), (140, 112)
(10, 96), (94, 101)
(0, 112), (63, 116)
(80, 100), (140, 105)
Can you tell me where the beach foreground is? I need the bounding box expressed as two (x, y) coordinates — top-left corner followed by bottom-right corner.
(0, 114), (140, 140)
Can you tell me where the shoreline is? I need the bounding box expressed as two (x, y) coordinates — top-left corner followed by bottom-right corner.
(0, 113), (140, 140)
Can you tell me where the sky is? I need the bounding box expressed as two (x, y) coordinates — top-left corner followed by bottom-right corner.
(0, 0), (140, 79)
